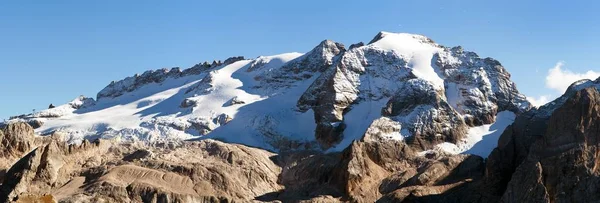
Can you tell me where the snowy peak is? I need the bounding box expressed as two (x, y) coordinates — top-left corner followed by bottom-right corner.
(298, 31), (531, 150)
(368, 31), (437, 46)
(251, 40), (344, 92)
(9, 31), (531, 156)
(368, 32), (445, 89)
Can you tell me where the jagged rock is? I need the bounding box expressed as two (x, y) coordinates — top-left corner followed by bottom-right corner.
(348, 42), (364, 49)
(211, 60), (222, 67)
(0, 122), (49, 184)
(67, 96), (95, 109)
(97, 55), (236, 100)
(214, 113), (232, 125)
(184, 70), (216, 95)
(187, 118), (215, 135)
(27, 119), (43, 129)
(224, 96), (245, 106)
(223, 56), (244, 65)
(0, 148), (43, 202)
(182, 61), (212, 76)
(180, 98), (197, 108)
(0, 140), (65, 202)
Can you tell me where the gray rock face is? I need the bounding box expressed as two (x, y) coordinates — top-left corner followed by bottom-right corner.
(434, 46), (530, 126)
(223, 56), (245, 65)
(26, 119), (43, 129)
(382, 79), (468, 150)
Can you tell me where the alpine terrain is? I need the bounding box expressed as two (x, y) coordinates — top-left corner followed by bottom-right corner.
(1, 31), (599, 203)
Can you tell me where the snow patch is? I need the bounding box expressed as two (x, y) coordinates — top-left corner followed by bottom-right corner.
(369, 32), (444, 89)
(432, 111), (516, 157)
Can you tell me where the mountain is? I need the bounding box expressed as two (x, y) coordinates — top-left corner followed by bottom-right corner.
(2, 31), (600, 202)
(5, 31), (531, 158)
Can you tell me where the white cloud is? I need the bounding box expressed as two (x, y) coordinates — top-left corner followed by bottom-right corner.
(527, 61), (599, 107)
(545, 61), (600, 93)
(527, 95), (551, 107)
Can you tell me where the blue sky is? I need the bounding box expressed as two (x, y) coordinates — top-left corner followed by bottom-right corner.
(1, 0), (599, 119)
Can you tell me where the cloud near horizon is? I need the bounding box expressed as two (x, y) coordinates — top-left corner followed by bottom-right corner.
(526, 95), (551, 107)
(546, 61), (600, 93)
(527, 61), (599, 107)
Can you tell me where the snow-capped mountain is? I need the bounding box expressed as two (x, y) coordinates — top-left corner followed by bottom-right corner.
(7, 31), (531, 156)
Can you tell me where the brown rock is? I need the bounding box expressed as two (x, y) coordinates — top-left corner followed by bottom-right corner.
(1, 122), (35, 157)
(500, 86), (600, 202)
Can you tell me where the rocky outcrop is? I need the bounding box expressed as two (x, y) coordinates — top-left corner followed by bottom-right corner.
(382, 78), (468, 150)
(224, 96), (246, 106)
(26, 119), (43, 129)
(329, 140), (485, 202)
(223, 56), (245, 65)
(1, 122), (35, 158)
(500, 85), (600, 202)
(435, 46), (530, 126)
(253, 40), (345, 92)
(482, 78), (600, 202)
(0, 122), (48, 184)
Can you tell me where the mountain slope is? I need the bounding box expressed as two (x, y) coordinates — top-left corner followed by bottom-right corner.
(7, 31), (531, 155)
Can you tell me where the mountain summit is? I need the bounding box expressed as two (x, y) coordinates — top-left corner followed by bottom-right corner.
(7, 32), (530, 156)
